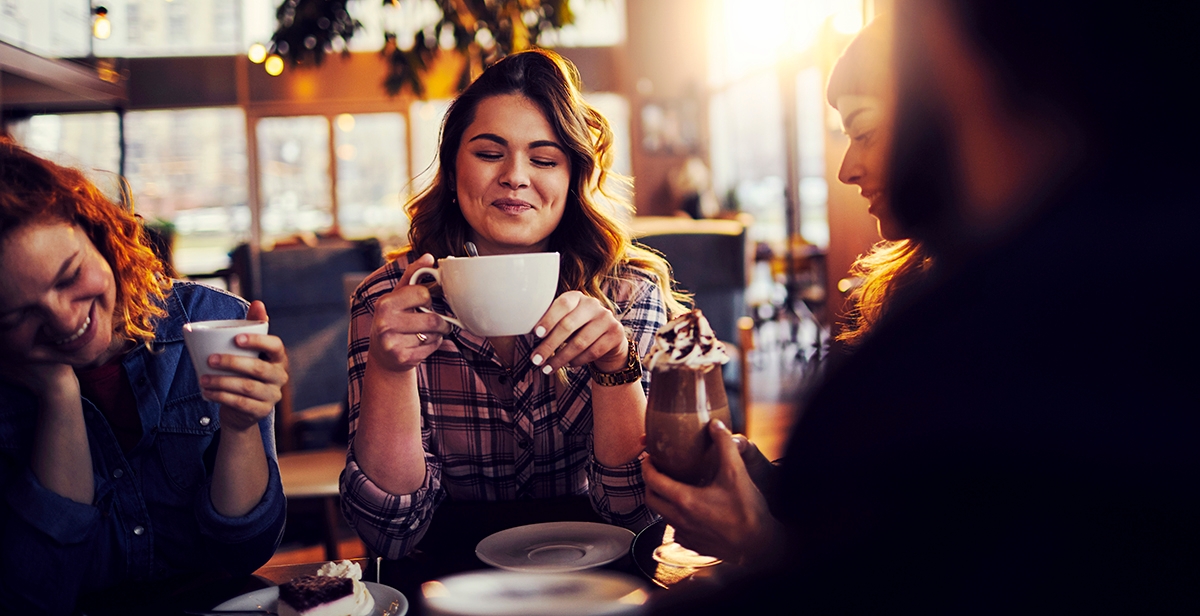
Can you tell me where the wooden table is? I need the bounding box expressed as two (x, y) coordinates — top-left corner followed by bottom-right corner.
(86, 518), (723, 615)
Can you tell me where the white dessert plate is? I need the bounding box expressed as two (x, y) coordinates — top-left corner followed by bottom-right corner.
(475, 521), (635, 573)
(213, 581), (407, 616)
(422, 569), (648, 616)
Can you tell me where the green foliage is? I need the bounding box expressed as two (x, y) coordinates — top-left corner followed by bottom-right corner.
(381, 0), (577, 97)
(270, 0), (364, 67)
(268, 0), (577, 97)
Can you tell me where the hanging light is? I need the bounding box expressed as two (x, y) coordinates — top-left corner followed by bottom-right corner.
(264, 54), (285, 76)
(92, 6), (112, 40)
(248, 43), (268, 64)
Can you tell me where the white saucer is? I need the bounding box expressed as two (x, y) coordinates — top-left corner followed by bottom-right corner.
(475, 521), (635, 573)
(213, 581), (407, 615)
(422, 569), (648, 616)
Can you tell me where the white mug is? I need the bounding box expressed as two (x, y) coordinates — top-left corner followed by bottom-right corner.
(182, 319), (269, 379)
(408, 252), (560, 337)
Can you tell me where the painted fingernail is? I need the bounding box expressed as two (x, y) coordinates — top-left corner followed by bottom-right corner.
(542, 365), (554, 375)
(534, 326), (546, 338)
(531, 354), (544, 366)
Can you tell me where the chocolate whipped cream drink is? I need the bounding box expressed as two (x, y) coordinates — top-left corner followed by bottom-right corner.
(644, 309), (731, 486)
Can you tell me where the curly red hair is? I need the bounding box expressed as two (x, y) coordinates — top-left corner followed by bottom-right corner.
(0, 138), (169, 346)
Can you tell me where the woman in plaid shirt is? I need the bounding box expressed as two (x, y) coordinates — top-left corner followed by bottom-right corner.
(339, 49), (689, 560)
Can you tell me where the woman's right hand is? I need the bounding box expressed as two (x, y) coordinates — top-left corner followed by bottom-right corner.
(367, 253), (453, 373)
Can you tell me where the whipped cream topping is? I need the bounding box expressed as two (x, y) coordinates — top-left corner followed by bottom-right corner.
(317, 559), (363, 580)
(645, 309), (729, 371)
(315, 560), (374, 616)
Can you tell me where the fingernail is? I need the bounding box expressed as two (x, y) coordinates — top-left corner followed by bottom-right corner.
(531, 354), (544, 366)
(714, 419), (727, 432)
(542, 365), (553, 375)
(208, 355), (219, 366)
(534, 326), (546, 338)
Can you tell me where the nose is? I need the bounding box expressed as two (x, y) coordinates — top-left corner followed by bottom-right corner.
(499, 157), (530, 190)
(41, 291), (87, 338)
(838, 145), (863, 187)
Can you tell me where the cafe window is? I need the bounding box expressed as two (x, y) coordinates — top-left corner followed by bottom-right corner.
(123, 107), (250, 276)
(256, 115), (334, 243)
(409, 99), (453, 193)
(335, 112), (410, 243)
(6, 112), (122, 176)
(0, 0), (90, 59)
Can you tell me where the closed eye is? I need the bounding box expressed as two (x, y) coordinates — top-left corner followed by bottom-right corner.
(852, 130), (875, 143)
(55, 266), (82, 290)
(531, 158), (558, 168)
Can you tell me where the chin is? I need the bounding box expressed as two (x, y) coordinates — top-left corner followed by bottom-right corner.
(877, 218), (909, 242)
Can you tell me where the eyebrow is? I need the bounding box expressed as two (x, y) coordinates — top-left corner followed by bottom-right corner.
(468, 133), (566, 153)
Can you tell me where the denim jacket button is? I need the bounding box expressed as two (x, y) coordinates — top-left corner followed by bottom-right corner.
(112, 468), (124, 479)
(199, 416), (211, 427)
(133, 526), (145, 536)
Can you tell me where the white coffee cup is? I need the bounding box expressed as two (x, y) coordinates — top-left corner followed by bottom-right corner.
(408, 252), (559, 337)
(182, 319), (269, 378)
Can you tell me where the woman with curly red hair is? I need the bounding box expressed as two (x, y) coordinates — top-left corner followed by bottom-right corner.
(0, 138), (289, 615)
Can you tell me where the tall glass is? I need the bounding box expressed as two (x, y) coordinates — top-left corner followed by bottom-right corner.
(645, 365), (730, 486)
(645, 364), (729, 569)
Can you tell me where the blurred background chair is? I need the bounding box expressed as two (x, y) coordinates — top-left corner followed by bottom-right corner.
(228, 235), (382, 451)
(227, 235), (382, 561)
(633, 215), (754, 434)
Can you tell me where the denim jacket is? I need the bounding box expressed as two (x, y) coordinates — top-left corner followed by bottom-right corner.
(0, 281), (286, 615)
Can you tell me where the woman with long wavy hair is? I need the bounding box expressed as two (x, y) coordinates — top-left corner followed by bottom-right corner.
(341, 48), (688, 561)
(0, 138), (289, 614)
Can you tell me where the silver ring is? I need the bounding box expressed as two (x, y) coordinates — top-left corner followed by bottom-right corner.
(416, 332), (429, 344)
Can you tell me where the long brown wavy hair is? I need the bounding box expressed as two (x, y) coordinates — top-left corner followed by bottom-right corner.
(827, 15), (934, 348)
(0, 138), (169, 347)
(401, 48), (689, 317)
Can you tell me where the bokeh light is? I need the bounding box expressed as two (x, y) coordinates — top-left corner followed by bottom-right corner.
(264, 54), (284, 76)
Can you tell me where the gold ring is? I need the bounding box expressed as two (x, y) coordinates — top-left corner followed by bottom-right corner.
(416, 332), (429, 343)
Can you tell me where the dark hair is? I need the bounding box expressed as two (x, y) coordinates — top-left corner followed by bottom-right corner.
(0, 138), (169, 346)
(402, 48), (688, 315)
(826, 13), (893, 108)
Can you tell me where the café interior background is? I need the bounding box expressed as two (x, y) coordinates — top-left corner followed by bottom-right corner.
(0, 0), (885, 323)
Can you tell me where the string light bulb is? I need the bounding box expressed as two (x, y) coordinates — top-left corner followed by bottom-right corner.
(248, 43), (268, 64)
(92, 6), (111, 40)
(264, 54), (285, 76)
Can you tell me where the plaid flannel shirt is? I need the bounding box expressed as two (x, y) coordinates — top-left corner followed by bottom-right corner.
(339, 259), (665, 559)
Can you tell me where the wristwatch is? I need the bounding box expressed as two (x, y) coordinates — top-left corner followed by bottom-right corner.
(589, 339), (643, 386)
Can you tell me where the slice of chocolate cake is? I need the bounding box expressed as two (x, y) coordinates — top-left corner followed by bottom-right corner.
(278, 575), (358, 616)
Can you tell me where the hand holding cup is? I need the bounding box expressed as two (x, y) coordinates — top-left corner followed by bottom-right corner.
(182, 301), (288, 432)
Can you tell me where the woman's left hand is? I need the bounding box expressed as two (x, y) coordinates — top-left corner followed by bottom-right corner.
(529, 291), (628, 374)
(644, 420), (785, 565)
(201, 300), (289, 432)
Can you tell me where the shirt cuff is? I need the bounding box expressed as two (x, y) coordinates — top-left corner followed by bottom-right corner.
(194, 455), (286, 544)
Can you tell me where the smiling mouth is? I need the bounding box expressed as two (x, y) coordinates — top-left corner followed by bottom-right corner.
(492, 198), (534, 213)
(54, 314), (92, 346)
